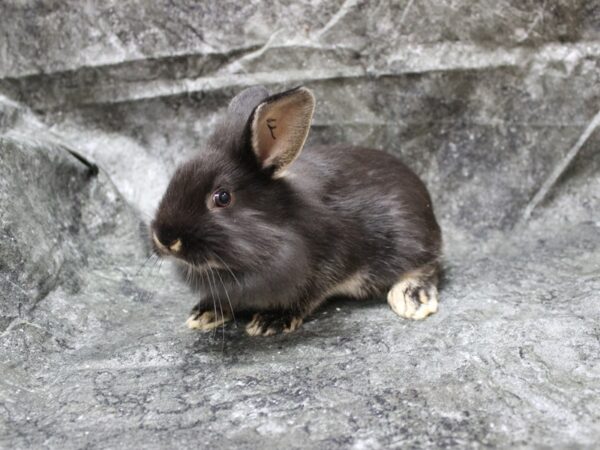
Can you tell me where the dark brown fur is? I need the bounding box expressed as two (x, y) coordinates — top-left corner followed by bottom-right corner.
(151, 86), (441, 334)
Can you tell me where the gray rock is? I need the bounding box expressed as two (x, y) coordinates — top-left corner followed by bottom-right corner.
(1, 1), (599, 448)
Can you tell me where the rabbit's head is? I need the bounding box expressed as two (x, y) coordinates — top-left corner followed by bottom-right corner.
(150, 86), (315, 274)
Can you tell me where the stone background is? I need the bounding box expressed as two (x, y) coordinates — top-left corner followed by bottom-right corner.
(1, 1), (599, 448)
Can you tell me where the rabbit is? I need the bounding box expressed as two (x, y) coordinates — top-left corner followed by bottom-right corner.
(150, 85), (442, 336)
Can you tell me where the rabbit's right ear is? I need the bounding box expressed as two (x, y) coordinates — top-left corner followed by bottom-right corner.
(250, 87), (315, 178)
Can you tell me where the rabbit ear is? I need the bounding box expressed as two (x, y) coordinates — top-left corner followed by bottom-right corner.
(250, 87), (315, 178)
(227, 86), (270, 130)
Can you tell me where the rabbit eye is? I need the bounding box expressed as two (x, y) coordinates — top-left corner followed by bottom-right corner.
(213, 189), (232, 207)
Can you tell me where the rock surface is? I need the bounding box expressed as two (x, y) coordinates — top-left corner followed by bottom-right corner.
(1, 1), (599, 448)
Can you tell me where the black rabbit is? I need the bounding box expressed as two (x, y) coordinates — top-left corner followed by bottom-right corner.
(151, 86), (442, 336)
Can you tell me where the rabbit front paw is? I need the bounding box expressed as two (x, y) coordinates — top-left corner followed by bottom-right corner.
(186, 309), (231, 331)
(245, 312), (303, 336)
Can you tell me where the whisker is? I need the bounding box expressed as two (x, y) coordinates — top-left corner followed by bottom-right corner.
(184, 263), (193, 287)
(133, 254), (153, 279)
(202, 257), (219, 338)
(208, 266), (226, 346)
(135, 253), (155, 277)
(214, 266), (237, 328)
(147, 254), (161, 276)
(212, 253), (241, 288)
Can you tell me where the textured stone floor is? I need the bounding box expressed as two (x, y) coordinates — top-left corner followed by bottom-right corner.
(1, 1), (600, 448)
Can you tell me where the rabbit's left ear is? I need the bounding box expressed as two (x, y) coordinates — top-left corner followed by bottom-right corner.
(250, 87), (315, 178)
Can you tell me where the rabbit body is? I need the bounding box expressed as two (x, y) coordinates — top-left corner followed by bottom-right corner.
(151, 86), (441, 335)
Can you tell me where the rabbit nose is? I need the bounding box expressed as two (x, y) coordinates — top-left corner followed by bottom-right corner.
(169, 238), (182, 252)
(152, 232), (182, 253)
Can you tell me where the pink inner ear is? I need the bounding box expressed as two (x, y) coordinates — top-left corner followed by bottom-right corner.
(255, 113), (275, 163)
(251, 89), (315, 174)
(256, 109), (292, 165)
